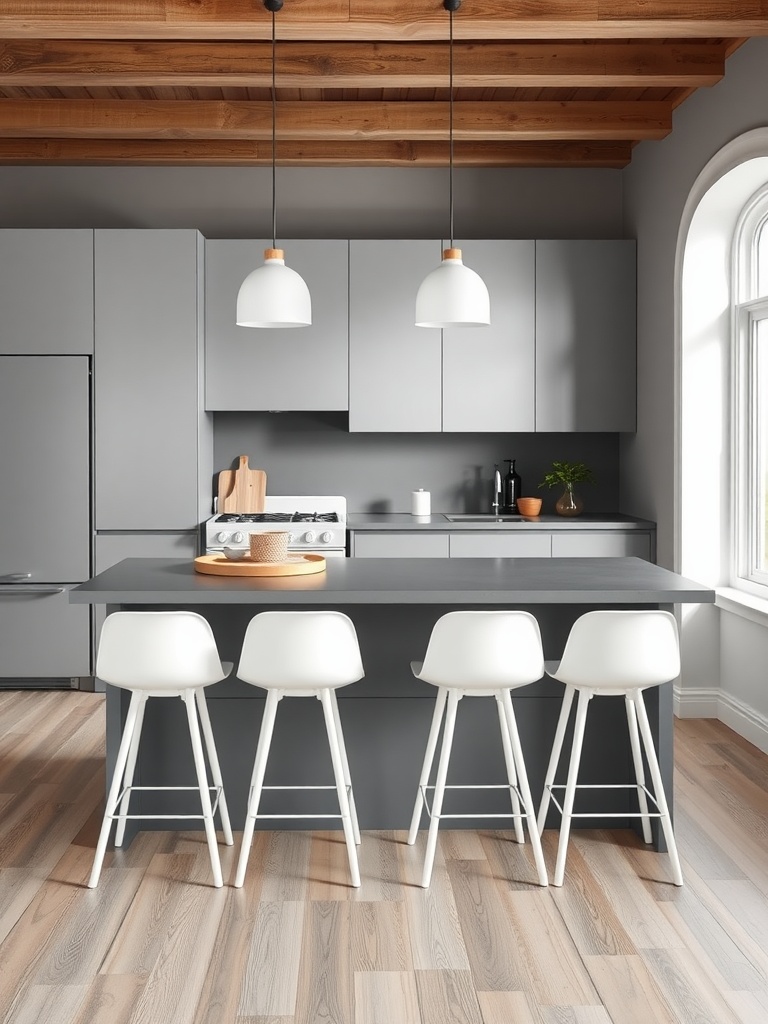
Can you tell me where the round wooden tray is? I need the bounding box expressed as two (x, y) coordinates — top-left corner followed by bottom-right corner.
(194, 553), (327, 577)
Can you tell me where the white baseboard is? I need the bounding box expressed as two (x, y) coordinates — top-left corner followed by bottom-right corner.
(674, 685), (768, 754)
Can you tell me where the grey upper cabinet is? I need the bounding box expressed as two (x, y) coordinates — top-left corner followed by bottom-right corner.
(443, 240), (535, 432)
(205, 239), (348, 411)
(535, 240), (636, 432)
(95, 230), (211, 530)
(0, 229), (93, 354)
(349, 240), (442, 432)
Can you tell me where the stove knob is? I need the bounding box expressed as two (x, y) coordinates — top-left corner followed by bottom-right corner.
(232, 532), (245, 544)
(303, 530), (316, 544)
(288, 533), (296, 544)
(320, 532), (333, 544)
(216, 531), (230, 544)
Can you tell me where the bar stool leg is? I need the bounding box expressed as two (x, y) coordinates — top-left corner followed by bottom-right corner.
(195, 689), (234, 847)
(320, 689), (361, 888)
(632, 692), (684, 886)
(421, 689), (460, 888)
(625, 694), (652, 844)
(499, 689), (548, 887)
(408, 687), (447, 845)
(553, 688), (591, 887)
(496, 692), (525, 844)
(537, 685), (575, 836)
(234, 688), (281, 888)
(89, 689), (143, 888)
(329, 689), (360, 845)
(114, 692), (147, 848)
(183, 689), (224, 888)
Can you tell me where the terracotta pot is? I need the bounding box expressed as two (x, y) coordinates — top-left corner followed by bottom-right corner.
(516, 497), (543, 516)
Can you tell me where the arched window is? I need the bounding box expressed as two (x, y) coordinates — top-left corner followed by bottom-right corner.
(733, 187), (768, 596)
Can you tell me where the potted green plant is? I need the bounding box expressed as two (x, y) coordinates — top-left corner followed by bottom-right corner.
(539, 460), (595, 517)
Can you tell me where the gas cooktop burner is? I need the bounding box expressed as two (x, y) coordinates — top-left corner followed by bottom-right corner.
(215, 512), (339, 524)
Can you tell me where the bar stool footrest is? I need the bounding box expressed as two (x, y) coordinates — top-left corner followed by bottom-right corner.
(546, 782), (663, 819)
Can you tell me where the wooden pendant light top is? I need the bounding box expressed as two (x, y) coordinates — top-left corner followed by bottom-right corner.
(443, 248), (462, 260)
(264, 248), (284, 260)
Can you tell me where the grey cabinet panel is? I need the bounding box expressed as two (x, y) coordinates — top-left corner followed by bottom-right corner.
(95, 230), (208, 531)
(0, 230), (93, 355)
(205, 239), (348, 411)
(350, 240), (442, 432)
(535, 240), (636, 432)
(449, 533), (552, 558)
(351, 533), (449, 557)
(443, 240), (535, 432)
(0, 588), (90, 677)
(0, 356), (90, 582)
(551, 531), (651, 560)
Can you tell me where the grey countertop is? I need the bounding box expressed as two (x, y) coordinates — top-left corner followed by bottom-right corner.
(346, 513), (656, 531)
(70, 556), (712, 606)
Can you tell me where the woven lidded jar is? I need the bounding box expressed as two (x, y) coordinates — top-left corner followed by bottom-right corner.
(249, 531), (289, 563)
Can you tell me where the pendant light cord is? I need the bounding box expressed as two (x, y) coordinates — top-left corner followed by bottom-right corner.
(271, 7), (277, 249)
(448, 4), (454, 247)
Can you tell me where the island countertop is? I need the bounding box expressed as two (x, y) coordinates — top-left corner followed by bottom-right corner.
(70, 556), (713, 606)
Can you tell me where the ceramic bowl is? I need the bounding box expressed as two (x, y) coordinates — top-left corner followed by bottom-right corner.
(516, 497), (543, 516)
(222, 546), (248, 561)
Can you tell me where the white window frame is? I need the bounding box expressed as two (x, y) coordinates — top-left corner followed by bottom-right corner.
(732, 186), (768, 598)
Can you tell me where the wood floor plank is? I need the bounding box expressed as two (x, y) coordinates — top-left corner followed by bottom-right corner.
(238, 901), (304, 1017)
(3, 983), (87, 1024)
(582, 954), (679, 1024)
(349, 900), (413, 971)
(354, 970), (421, 1024)
(404, 844), (470, 971)
(415, 969), (483, 1024)
(446, 859), (527, 991)
(478, 829), (550, 890)
(641, 948), (742, 1024)
(244, 830), (310, 902)
(476, 990), (541, 1023)
(352, 829), (408, 901)
(70, 975), (147, 1024)
(308, 831), (358, 901)
(294, 901), (352, 1024)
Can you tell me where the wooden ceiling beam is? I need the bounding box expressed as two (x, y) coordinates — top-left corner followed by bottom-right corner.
(1, 1), (767, 41)
(0, 39), (726, 89)
(0, 137), (633, 168)
(0, 98), (672, 141)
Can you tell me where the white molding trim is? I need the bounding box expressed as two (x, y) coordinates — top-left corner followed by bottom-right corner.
(675, 685), (768, 754)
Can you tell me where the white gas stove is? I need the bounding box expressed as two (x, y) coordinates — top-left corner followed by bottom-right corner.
(205, 495), (347, 557)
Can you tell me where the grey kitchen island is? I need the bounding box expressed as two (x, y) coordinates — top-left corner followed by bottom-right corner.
(71, 556), (714, 845)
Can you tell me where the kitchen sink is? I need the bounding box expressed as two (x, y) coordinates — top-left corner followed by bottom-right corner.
(443, 514), (527, 522)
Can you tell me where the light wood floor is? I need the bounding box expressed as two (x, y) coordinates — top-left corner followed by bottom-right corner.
(2, 691), (768, 1023)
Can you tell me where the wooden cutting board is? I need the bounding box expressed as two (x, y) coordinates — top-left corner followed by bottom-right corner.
(217, 455), (267, 513)
(194, 553), (326, 577)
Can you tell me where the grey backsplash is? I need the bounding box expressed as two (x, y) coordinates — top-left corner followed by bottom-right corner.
(214, 412), (620, 515)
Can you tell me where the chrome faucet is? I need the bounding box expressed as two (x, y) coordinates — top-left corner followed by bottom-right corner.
(491, 464), (502, 514)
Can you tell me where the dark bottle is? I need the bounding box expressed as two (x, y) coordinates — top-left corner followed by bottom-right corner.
(502, 459), (522, 514)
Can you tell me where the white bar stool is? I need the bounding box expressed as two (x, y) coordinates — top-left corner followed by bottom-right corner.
(89, 611), (234, 889)
(233, 611), (364, 889)
(407, 610), (549, 889)
(537, 609), (684, 888)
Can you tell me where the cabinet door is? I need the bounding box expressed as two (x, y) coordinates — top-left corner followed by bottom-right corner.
(95, 230), (208, 530)
(0, 229), (93, 354)
(443, 240), (535, 432)
(535, 240), (636, 432)
(0, 587), (90, 678)
(350, 240), (442, 432)
(351, 533), (450, 557)
(551, 531), (651, 560)
(205, 239), (348, 411)
(449, 533), (552, 557)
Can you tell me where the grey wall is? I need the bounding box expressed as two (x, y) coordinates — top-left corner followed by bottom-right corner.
(622, 36), (768, 569)
(0, 165), (623, 239)
(214, 413), (619, 514)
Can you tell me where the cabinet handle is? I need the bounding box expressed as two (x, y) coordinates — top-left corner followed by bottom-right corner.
(0, 585), (66, 595)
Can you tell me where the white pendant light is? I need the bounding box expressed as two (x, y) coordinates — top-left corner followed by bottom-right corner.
(416, 0), (490, 329)
(236, 0), (311, 329)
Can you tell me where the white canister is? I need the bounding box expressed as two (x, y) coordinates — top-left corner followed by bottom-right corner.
(411, 489), (431, 516)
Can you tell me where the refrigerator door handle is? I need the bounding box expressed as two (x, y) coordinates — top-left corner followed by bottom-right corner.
(0, 572), (32, 582)
(0, 585), (66, 595)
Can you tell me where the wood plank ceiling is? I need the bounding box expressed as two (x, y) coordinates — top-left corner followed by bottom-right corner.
(0, 2), (767, 168)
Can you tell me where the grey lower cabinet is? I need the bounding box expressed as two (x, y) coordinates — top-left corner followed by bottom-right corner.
(0, 229), (94, 354)
(94, 230), (212, 531)
(350, 533), (450, 557)
(443, 240), (535, 432)
(205, 239), (349, 411)
(535, 240), (636, 432)
(350, 530), (652, 561)
(0, 588), (90, 679)
(349, 240), (442, 431)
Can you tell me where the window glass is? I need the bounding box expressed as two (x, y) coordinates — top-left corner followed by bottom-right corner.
(758, 219), (768, 300)
(755, 318), (768, 576)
